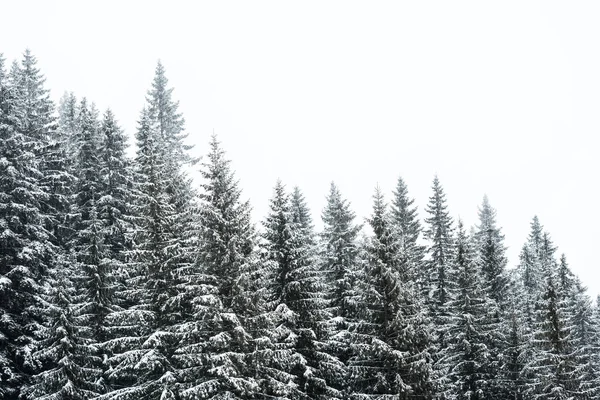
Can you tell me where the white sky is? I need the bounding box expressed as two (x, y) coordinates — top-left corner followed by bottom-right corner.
(2, 1), (599, 296)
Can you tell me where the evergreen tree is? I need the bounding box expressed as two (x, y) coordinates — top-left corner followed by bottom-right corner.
(0, 51), (55, 398)
(556, 255), (600, 398)
(320, 182), (363, 396)
(423, 176), (455, 310)
(350, 186), (434, 399)
(260, 181), (327, 399)
(389, 177), (426, 289)
(71, 99), (113, 343)
(423, 176), (455, 393)
(145, 61), (197, 262)
(524, 271), (579, 399)
(101, 109), (180, 399)
(501, 286), (528, 400)
(444, 221), (492, 400)
(475, 195), (508, 307)
(24, 256), (102, 399)
(174, 135), (259, 398)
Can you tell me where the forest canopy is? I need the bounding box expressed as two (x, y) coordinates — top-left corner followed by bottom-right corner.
(1, 50), (598, 400)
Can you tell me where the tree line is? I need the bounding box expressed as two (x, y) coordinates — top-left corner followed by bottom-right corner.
(1, 50), (599, 400)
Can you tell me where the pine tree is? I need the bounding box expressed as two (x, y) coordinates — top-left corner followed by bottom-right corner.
(71, 99), (114, 344)
(524, 270), (579, 399)
(260, 180), (326, 399)
(444, 221), (492, 400)
(145, 61), (197, 262)
(472, 196), (509, 398)
(423, 176), (455, 393)
(556, 255), (600, 398)
(98, 109), (133, 261)
(0, 51), (56, 399)
(390, 177), (425, 285)
(501, 286), (528, 400)
(174, 135), (259, 398)
(350, 186), (434, 399)
(101, 109), (180, 399)
(475, 195), (508, 307)
(423, 176), (455, 311)
(320, 182), (363, 396)
(24, 256), (102, 399)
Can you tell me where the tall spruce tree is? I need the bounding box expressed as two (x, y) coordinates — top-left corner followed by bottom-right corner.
(101, 109), (180, 399)
(524, 269), (579, 399)
(423, 176), (455, 311)
(349, 186), (434, 399)
(320, 182), (363, 396)
(390, 177), (425, 285)
(174, 135), (259, 398)
(24, 256), (102, 399)
(71, 99), (114, 346)
(423, 176), (455, 393)
(260, 181), (328, 399)
(475, 195), (508, 307)
(444, 221), (493, 400)
(0, 51), (56, 398)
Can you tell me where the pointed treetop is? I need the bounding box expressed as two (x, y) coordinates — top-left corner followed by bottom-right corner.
(291, 186), (313, 231)
(0, 53), (5, 83)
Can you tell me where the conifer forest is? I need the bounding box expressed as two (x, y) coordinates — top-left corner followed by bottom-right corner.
(2, 50), (600, 400)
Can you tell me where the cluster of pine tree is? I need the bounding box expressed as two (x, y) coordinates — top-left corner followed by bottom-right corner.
(1, 50), (599, 400)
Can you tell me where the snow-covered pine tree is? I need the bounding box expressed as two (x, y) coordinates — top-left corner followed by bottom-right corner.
(389, 177), (425, 285)
(97, 109), (134, 313)
(0, 51), (56, 399)
(472, 196), (509, 398)
(423, 176), (455, 393)
(288, 185), (338, 399)
(474, 196), (508, 307)
(101, 108), (180, 400)
(259, 180), (324, 399)
(524, 267), (579, 399)
(174, 135), (259, 399)
(320, 182), (363, 396)
(500, 283), (528, 400)
(423, 176), (455, 311)
(443, 220), (493, 400)
(556, 255), (600, 397)
(24, 254), (102, 399)
(145, 61), (197, 265)
(56, 91), (79, 168)
(350, 186), (434, 399)
(71, 99), (114, 348)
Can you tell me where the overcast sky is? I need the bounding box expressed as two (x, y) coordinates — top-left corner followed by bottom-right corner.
(2, 1), (599, 296)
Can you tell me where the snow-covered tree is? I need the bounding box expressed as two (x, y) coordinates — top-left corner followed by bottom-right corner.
(0, 51), (56, 398)
(524, 270), (579, 399)
(350, 186), (434, 399)
(24, 256), (102, 399)
(320, 182), (363, 396)
(474, 195), (508, 307)
(260, 181), (329, 399)
(443, 221), (493, 400)
(101, 108), (180, 400)
(174, 135), (259, 399)
(423, 176), (455, 311)
(390, 177), (425, 285)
